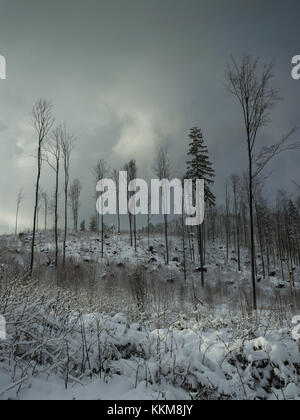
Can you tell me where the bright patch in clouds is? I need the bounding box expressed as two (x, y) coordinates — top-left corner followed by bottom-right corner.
(0, 210), (31, 232)
(113, 112), (157, 159)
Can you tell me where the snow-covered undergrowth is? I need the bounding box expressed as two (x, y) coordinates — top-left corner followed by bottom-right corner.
(0, 273), (300, 400)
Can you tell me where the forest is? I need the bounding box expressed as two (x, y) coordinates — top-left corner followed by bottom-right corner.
(0, 54), (299, 401)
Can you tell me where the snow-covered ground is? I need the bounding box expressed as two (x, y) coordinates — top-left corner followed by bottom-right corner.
(0, 232), (299, 400)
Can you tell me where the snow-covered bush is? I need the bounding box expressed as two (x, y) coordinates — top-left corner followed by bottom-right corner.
(0, 269), (300, 400)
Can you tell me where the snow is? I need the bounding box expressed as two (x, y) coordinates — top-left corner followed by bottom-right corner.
(1, 305), (299, 400)
(0, 232), (299, 400)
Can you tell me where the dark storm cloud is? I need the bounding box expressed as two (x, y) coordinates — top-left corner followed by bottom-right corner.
(0, 0), (299, 232)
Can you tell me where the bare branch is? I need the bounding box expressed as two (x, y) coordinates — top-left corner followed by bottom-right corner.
(253, 128), (299, 178)
(32, 99), (54, 142)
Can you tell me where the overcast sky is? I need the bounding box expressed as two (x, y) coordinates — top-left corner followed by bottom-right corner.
(0, 0), (299, 233)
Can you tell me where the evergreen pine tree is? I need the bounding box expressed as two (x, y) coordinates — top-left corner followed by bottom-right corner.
(186, 127), (215, 286)
(186, 127), (215, 206)
(80, 219), (86, 232)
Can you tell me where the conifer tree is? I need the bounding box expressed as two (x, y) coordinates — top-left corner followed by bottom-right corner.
(80, 219), (86, 232)
(186, 127), (215, 206)
(186, 127), (215, 285)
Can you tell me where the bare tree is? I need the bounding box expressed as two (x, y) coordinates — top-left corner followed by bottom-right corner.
(253, 176), (269, 279)
(225, 181), (230, 263)
(30, 99), (54, 276)
(69, 179), (82, 232)
(181, 180), (187, 282)
(15, 189), (24, 235)
(41, 191), (49, 232)
(231, 174), (241, 271)
(126, 160), (138, 252)
(36, 188), (42, 233)
(112, 169), (121, 234)
(44, 126), (61, 267)
(93, 159), (110, 258)
(61, 125), (74, 269)
(124, 160), (137, 248)
(153, 147), (170, 265)
(147, 190), (152, 249)
(226, 55), (297, 310)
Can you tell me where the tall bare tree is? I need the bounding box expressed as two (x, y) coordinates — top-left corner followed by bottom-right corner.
(61, 125), (74, 269)
(225, 182), (230, 263)
(36, 188), (42, 232)
(181, 180), (187, 282)
(153, 148), (170, 265)
(30, 99), (54, 276)
(124, 160), (137, 248)
(147, 190), (152, 249)
(15, 189), (24, 235)
(93, 159), (110, 258)
(45, 126), (61, 267)
(126, 160), (137, 252)
(226, 55), (298, 310)
(41, 191), (49, 232)
(69, 178), (82, 232)
(112, 169), (121, 234)
(231, 173), (241, 271)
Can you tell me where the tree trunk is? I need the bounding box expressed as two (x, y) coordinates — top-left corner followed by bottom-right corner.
(117, 185), (120, 234)
(197, 225), (204, 286)
(248, 143), (257, 310)
(134, 214), (137, 253)
(30, 145), (42, 276)
(101, 214), (104, 258)
(255, 202), (265, 279)
(181, 199), (187, 283)
(44, 203), (47, 232)
(147, 213), (150, 249)
(128, 214), (133, 247)
(15, 201), (20, 236)
(164, 214), (169, 265)
(63, 181), (68, 269)
(54, 163), (59, 268)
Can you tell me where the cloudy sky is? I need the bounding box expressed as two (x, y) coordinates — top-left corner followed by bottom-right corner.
(0, 0), (299, 233)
